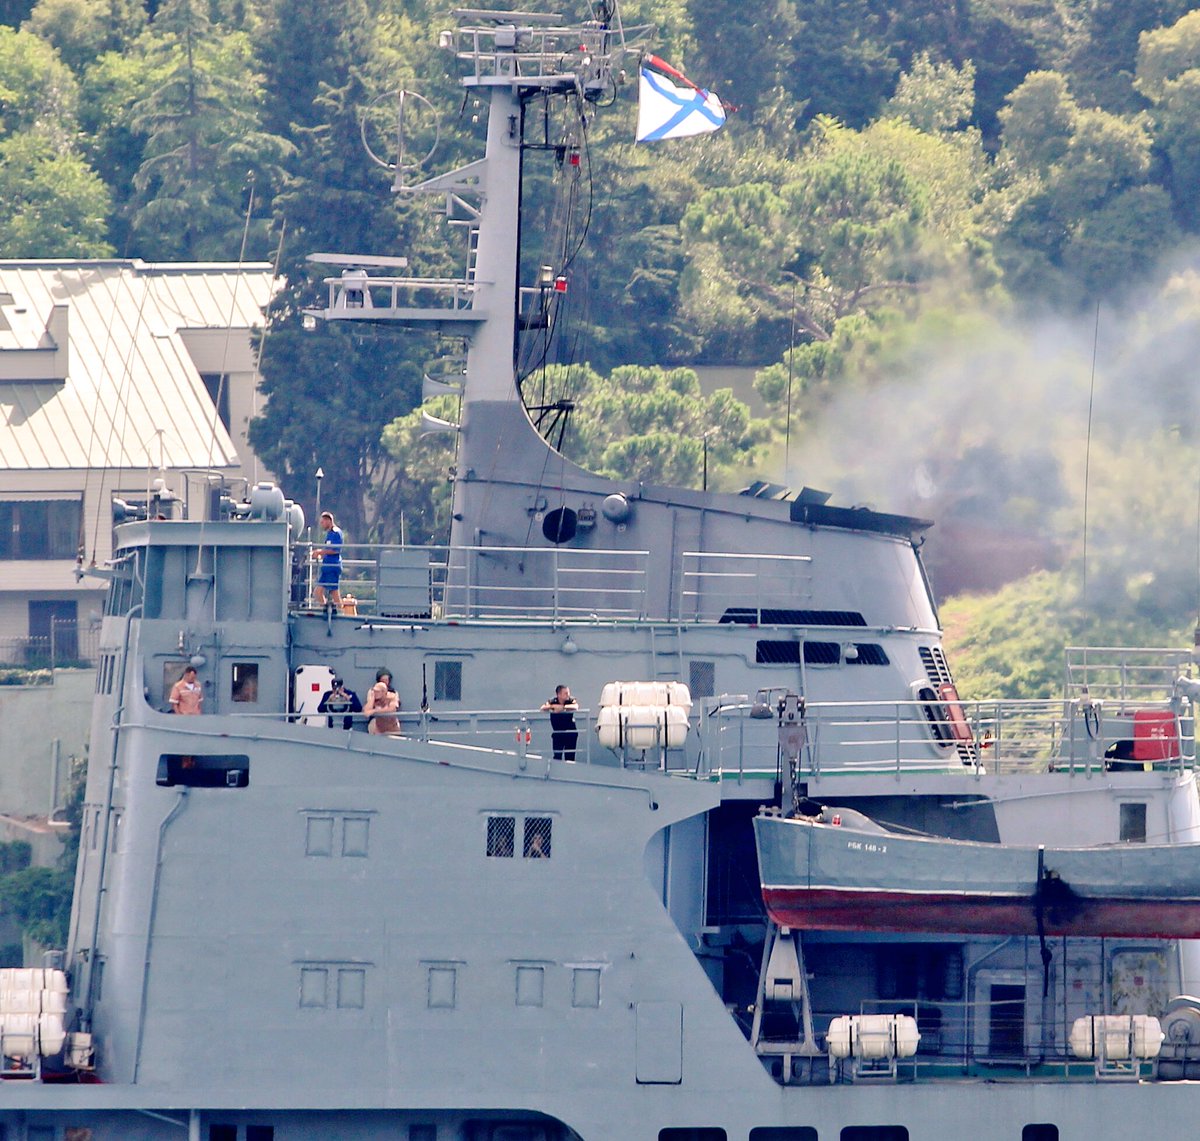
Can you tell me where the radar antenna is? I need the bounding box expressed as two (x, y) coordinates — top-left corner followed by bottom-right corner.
(361, 89), (440, 180)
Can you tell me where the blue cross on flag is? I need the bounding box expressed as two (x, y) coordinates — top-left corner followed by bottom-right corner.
(636, 55), (727, 142)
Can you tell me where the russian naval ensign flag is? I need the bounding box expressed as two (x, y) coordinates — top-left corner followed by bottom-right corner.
(636, 55), (727, 142)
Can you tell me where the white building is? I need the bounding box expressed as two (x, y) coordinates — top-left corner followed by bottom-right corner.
(0, 260), (277, 656)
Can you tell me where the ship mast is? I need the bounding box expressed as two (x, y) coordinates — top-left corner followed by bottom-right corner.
(307, 6), (628, 550)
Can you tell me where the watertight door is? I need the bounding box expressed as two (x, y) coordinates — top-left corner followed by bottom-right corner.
(635, 1000), (683, 1084)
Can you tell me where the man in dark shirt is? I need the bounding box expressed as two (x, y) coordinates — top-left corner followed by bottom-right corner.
(540, 684), (578, 761)
(318, 677), (362, 729)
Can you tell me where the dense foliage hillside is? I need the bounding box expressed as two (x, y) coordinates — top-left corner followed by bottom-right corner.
(6, 0), (1200, 696)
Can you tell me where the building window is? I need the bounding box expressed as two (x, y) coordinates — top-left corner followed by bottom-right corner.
(689, 660), (715, 699)
(306, 816), (335, 857)
(342, 815), (370, 857)
(28, 599), (79, 663)
(1022, 1128), (1059, 1141)
(231, 663), (259, 703)
(246, 1129), (275, 1141)
(0, 499), (81, 560)
(487, 816), (516, 858)
(572, 967), (601, 1009)
(840, 1130), (908, 1141)
(209, 1129), (237, 1141)
(201, 373), (231, 431)
(337, 968), (365, 1009)
(515, 965), (544, 1007)
(410, 1128), (437, 1141)
(303, 812), (372, 857)
(523, 816), (552, 859)
(434, 660), (462, 701)
(750, 1131), (818, 1141)
(300, 967), (328, 1008)
(299, 963), (371, 1009)
(659, 1131), (726, 1141)
(427, 965), (458, 1009)
(1120, 803), (1147, 843)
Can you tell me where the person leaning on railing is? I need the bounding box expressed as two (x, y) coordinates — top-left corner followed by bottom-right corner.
(366, 680), (401, 734)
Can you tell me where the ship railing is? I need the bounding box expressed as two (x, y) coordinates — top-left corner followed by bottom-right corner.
(313, 273), (477, 318)
(696, 694), (1195, 779)
(298, 705), (691, 771)
(295, 542), (848, 622)
(1064, 645), (1195, 706)
(679, 551), (815, 622)
(450, 19), (615, 86)
(296, 705), (598, 764)
(295, 542), (654, 621)
(416, 706), (597, 765)
(815, 995), (1153, 1083)
(441, 544), (651, 620)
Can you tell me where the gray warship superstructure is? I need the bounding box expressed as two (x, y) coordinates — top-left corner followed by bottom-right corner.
(9, 6), (1200, 1140)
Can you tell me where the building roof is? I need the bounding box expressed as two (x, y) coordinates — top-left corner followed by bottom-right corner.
(0, 260), (276, 471)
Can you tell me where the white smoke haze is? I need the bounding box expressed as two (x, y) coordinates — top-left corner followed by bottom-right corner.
(777, 247), (1200, 612)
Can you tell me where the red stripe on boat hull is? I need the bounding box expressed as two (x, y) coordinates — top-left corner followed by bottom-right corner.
(761, 887), (1200, 939)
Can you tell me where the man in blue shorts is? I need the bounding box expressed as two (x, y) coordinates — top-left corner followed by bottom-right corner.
(313, 511), (343, 609)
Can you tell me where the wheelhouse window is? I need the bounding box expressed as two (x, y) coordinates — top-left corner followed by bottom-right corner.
(755, 640), (890, 665)
(231, 662), (259, 703)
(156, 754), (249, 788)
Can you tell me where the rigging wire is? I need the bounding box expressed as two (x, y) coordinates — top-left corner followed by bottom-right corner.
(78, 264), (128, 564)
(1081, 302), (1100, 625)
(87, 271), (155, 565)
(250, 217), (288, 488)
(516, 93), (599, 550)
(1079, 301), (1101, 697)
(204, 178), (257, 481)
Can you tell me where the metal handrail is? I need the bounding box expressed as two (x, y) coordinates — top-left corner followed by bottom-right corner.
(295, 541), (881, 622)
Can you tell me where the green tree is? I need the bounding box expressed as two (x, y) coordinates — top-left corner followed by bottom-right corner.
(1066, 0), (1192, 111)
(992, 70), (1175, 300)
(559, 363), (770, 488)
(683, 0), (799, 120)
(0, 131), (112, 255)
(995, 69), (1075, 172)
(379, 393), (459, 545)
(784, 0), (903, 129)
(1135, 10), (1200, 229)
(885, 53), (976, 135)
(76, 49), (151, 252)
(0, 23), (77, 142)
(0, 0), (34, 29)
(24, 0), (144, 74)
(680, 118), (967, 356)
(127, 0), (290, 259)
